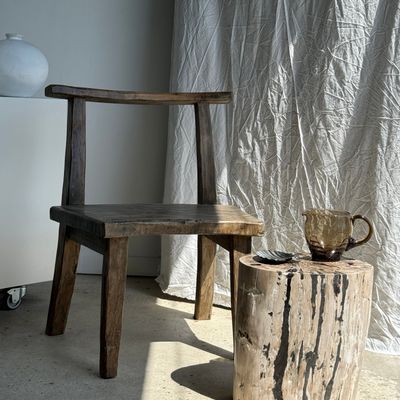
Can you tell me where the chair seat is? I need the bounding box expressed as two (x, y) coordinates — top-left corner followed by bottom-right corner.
(50, 203), (264, 238)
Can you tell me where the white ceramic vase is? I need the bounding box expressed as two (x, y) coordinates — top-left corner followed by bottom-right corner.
(0, 33), (49, 97)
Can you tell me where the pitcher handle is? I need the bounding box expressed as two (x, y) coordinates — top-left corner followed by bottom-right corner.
(346, 215), (373, 250)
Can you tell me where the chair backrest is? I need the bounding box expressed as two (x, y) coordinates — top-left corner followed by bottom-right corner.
(45, 85), (232, 207)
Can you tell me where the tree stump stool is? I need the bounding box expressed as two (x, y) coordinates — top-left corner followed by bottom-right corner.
(233, 255), (373, 400)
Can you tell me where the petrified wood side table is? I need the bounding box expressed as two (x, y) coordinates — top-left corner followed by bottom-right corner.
(233, 255), (373, 400)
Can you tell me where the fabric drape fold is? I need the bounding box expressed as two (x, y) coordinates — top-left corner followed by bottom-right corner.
(157, 0), (400, 355)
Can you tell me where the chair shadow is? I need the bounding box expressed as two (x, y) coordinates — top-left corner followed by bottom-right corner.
(121, 276), (234, 398)
(171, 357), (234, 400)
(130, 277), (233, 360)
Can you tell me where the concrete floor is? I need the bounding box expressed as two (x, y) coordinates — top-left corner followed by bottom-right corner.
(0, 275), (399, 400)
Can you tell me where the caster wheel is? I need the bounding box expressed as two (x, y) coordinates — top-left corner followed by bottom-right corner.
(0, 287), (26, 310)
(5, 294), (22, 310)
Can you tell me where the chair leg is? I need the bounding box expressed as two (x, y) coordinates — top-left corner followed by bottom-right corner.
(194, 235), (216, 320)
(100, 237), (128, 379)
(229, 236), (252, 334)
(46, 226), (80, 336)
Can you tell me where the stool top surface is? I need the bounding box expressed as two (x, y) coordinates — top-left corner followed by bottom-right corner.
(240, 254), (373, 275)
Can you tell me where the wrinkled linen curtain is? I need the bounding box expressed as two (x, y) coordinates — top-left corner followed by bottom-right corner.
(157, 0), (400, 354)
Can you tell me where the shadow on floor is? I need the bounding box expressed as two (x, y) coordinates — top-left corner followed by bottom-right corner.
(171, 357), (233, 400)
(123, 277), (232, 360)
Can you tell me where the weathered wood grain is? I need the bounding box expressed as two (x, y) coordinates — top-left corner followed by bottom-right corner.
(46, 226), (80, 335)
(67, 227), (106, 255)
(45, 85), (232, 105)
(100, 237), (128, 378)
(194, 236), (217, 320)
(195, 102), (217, 204)
(234, 255), (374, 400)
(50, 204), (264, 238)
(62, 98), (86, 206)
(230, 237), (252, 336)
(206, 234), (232, 251)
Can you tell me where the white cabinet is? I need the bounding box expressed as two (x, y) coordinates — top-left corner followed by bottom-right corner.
(0, 97), (66, 288)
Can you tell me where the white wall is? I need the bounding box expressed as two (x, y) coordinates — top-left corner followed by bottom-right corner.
(0, 0), (174, 276)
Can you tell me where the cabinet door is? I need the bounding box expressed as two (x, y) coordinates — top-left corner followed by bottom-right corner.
(0, 98), (66, 288)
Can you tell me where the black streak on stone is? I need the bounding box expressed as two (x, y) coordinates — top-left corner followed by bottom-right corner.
(299, 268), (304, 280)
(260, 372), (266, 379)
(291, 351), (296, 363)
(272, 272), (293, 400)
(311, 274), (318, 320)
(302, 276), (326, 400)
(324, 337), (342, 399)
(333, 274), (341, 296)
(298, 341), (304, 373)
(238, 330), (253, 345)
(262, 343), (271, 360)
(337, 274), (349, 322)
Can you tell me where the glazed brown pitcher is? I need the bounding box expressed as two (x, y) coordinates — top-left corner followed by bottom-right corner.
(302, 209), (373, 261)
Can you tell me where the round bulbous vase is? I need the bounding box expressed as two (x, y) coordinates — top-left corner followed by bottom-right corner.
(0, 33), (49, 97)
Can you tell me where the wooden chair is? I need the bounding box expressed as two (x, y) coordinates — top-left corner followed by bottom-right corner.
(44, 84), (264, 378)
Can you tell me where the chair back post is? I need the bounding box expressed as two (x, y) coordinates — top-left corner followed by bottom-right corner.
(194, 102), (217, 204)
(62, 97), (86, 206)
